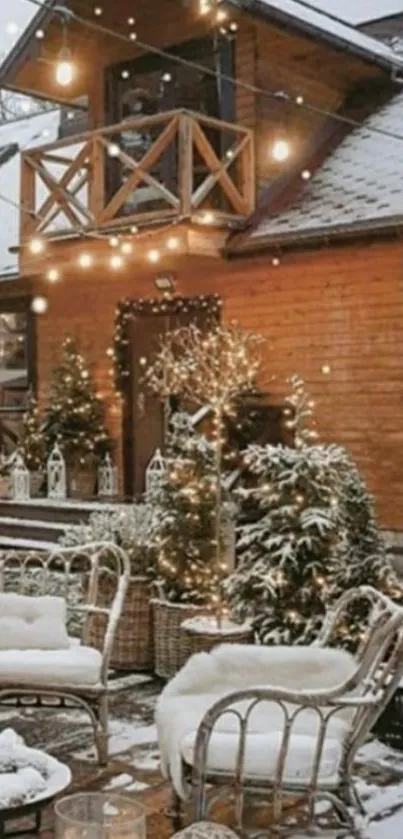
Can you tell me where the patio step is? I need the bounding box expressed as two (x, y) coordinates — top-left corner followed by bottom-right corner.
(0, 499), (128, 550)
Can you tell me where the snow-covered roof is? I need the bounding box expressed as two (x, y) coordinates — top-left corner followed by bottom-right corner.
(243, 90), (403, 247)
(299, 1), (403, 27)
(247, 0), (403, 71)
(0, 109), (60, 278)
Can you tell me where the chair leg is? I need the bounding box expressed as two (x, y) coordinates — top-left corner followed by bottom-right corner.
(171, 789), (183, 832)
(94, 694), (109, 766)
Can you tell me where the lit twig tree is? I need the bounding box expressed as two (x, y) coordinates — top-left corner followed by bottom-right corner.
(145, 323), (264, 618)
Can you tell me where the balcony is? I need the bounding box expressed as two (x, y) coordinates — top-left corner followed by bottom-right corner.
(20, 109), (255, 244)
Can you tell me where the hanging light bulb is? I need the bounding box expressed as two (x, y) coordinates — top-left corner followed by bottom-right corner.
(46, 267), (60, 283)
(29, 237), (45, 254)
(55, 15), (75, 87)
(31, 296), (48, 314)
(271, 138), (290, 162)
(56, 49), (74, 86)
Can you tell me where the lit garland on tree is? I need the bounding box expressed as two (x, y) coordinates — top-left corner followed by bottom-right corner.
(145, 322), (264, 618)
(19, 395), (46, 471)
(225, 380), (403, 649)
(146, 413), (224, 605)
(43, 336), (112, 467)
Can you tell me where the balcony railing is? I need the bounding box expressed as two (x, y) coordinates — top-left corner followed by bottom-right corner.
(20, 109), (255, 242)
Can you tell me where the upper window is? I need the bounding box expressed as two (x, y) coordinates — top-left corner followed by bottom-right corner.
(0, 300), (33, 412)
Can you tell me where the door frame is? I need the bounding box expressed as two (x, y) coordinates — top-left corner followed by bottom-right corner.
(116, 294), (222, 498)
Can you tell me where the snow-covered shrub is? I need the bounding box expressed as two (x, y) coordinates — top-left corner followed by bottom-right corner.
(60, 504), (158, 577)
(225, 443), (401, 647)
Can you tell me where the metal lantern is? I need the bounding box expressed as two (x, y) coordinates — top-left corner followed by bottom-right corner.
(145, 447), (166, 493)
(47, 443), (67, 500)
(98, 454), (118, 497)
(11, 453), (30, 502)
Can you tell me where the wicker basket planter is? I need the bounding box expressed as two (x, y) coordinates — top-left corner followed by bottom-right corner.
(68, 467), (96, 500)
(181, 616), (254, 656)
(0, 476), (11, 499)
(152, 598), (208, 680)
(90, 575), (154, 671)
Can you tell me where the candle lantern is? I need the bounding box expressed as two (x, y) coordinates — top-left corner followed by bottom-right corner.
(47, 443), (67, 500)
(98, 454), (118, 497)
(11, 453), (30, 501)
(55, 793), (146, 839)
(145, 447), (166, 493)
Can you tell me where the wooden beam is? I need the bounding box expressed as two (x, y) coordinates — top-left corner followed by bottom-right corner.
(192, 134), (250, 209)
(20, 154), (36, 244)
(191, 119), (249, 215)
(28, 156), (92, 229)
(34, 142), (92, 226)
(178, 113), (193, 216)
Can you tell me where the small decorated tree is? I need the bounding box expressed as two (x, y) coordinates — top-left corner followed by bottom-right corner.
(146, 413), (223, 605)
(43, 336), (111, 470)
(145, 323), (264, 618)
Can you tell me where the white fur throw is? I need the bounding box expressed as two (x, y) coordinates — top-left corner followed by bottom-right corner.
(0, 593), (70, 651)
(156, 643), (357, 799)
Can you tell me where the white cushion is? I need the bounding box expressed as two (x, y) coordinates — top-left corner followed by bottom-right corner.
(180, 700), (348, 788)
(0, 645), (102, 687)
(0, 593), (70, 651)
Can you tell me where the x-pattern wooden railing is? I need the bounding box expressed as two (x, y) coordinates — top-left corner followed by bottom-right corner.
(20, 109), (255, 241)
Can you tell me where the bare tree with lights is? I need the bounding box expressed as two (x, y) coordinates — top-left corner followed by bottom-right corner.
(145, 322), (264, 618)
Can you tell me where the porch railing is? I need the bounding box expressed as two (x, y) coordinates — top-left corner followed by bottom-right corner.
(20, 109), (255, 241)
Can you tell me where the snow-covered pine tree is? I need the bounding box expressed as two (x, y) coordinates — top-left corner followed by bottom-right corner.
(225, 443), (400, 648)
(19, 395), (46, 471)
(146, 413), (226, 606)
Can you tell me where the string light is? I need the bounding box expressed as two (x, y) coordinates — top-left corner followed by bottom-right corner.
(271, 138), (290, 162)
(110, 253), (124, 269)
(201, 211), (215, 224)
(94, 7), (103, 16)
(321, 364), (331, 375)
(29, 237), (45, 254)
(78, 252), (93, 268)
(46, 267), (60, 282)
(272, 257), (280, 266)
(107, 143), (120, 157)
(31, 296), (48, 314)
(109, 235), (120, 247)
(147, 249), (160, 264)
(301, 169), (312, 180)
(167, 236), (180, 251)
(35, 28), (45, 39)
(120, 241), (133, 255)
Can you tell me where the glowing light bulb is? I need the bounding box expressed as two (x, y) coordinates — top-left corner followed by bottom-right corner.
(121, 69), (130, 80)
(94, 6), (103, 15)
(109, 236), (119, 247)
(272, 257), (280, 266)
(120, 242), (133, 254)
(216, 8), (227, 22)
(201, 211), (215, 225)
(78, 253), (93, 268)
(29, 237), (45, 254)
(167, 236), (180, 250)
(46, 268), (60, 283)
(108, 143), (120, 158)
(130, 225), (138, 234)
(301, 169), (311, 180)
(147, 249), (160, 264)
(35, 28), (45, 39)
(110, 254), (124, 269)
(272, 138), (290, 162)
(129, 32), (137, 41)
(31, 296), (48, 314)
(321, 363), (331, 375)
(55, 52), (74, 87)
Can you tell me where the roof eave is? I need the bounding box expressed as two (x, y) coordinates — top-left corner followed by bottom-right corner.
(228, 0), (403, 74)
(0, 0), (57, 88)
(225, 215), (403, 256)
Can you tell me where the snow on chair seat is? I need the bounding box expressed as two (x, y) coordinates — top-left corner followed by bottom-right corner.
(157, 587), (403, 836)
(0, 645), (102, 687)
(0, 543), (130, 766)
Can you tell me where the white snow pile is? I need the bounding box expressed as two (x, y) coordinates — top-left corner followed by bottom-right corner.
(0, 729), (71, 809)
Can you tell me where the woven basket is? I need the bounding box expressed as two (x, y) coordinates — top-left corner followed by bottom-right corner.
(30, 471), (44, 498)
(90, 575), (154, 671)
(152, 598), (207, 680)
(0, 476), (11, 499)
(182, 616), (254, 656)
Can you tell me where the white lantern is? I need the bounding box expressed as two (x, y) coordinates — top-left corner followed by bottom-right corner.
(11, 453), (30, 501)
(145, 448), (166, 493)
(47, 443), (66, 500)
(98, 454), (118, 497)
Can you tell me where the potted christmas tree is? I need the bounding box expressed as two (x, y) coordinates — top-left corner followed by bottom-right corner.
(19, 395), (46, 496)
(43, 336), (111, 499)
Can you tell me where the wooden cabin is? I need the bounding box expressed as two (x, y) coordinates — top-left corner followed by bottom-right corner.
(1, 0), (403, 532)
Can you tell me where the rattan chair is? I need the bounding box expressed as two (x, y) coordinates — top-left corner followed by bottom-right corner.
(179, 586), (403, 837)
(0, 542), (130, 765)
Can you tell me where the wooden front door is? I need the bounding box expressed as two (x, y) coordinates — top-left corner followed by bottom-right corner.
(122, 296), (220, 497)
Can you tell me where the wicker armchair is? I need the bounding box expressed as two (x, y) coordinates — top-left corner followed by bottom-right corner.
(168, 586), (403, 837)
(0, 542), (130, 765)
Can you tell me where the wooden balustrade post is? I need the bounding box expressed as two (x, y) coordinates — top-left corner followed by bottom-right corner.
(20, 153), (36, 244)
(178, 114), (193, 217)
(89, 136), (105, 223)
(239, 132), (256, 214)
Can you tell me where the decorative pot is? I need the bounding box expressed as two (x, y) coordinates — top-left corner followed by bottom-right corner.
(68, 467), (96, 500)
(152, 598), (208, 680)
(0, 475), (11, 499)
(181, 615), (254, 657)
(30, 471), (44, 498)
(90, 575), (154, 671)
